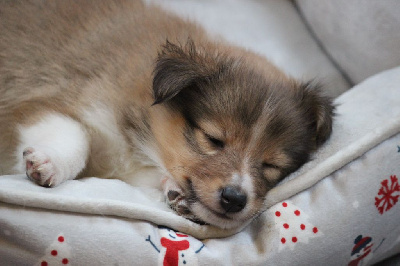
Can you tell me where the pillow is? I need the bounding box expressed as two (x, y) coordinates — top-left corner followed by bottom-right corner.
(296, 0), (400, 84)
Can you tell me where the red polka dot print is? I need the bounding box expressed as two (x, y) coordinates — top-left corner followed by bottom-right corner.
(62, 258), (69, 264)
(274, 201), (322, 250)
(58, 236), (65, 242)
(283, 223), (289, 229)
(41, 261), (48, 266)
(51, 250), (58, 256)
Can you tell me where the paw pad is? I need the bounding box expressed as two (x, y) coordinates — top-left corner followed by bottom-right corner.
(22, 147), (58, 187)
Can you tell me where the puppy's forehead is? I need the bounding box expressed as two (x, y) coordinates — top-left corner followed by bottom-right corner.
(183, 69), (303, 146)
(193, 87), (294, 140)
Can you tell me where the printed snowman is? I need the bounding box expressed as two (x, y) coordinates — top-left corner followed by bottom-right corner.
(348, 235), (374, 266)
(146, 226), (205, 266)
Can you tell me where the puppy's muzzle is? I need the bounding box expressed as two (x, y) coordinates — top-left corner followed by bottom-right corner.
(220, 186), (247, 213)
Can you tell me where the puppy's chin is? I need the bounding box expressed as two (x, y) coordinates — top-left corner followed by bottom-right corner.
(189, 201), (259, 229)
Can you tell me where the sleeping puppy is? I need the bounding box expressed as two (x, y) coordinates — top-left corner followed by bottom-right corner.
(0, 0), (334, 229)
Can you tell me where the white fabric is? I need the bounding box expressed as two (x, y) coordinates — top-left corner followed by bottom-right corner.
(1, 66), (400, 265)
(296, 0), (400, 84)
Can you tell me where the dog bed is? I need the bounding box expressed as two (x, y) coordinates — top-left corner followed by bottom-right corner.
(1, 66), (400, 265)
(2, 0), (400, 264)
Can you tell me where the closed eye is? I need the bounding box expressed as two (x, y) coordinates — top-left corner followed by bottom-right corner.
(205, 134), (225, 149)
(262, 162), (280, 170)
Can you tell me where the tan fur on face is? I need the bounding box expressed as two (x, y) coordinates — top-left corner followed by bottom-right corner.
(149, 105), (192, 180)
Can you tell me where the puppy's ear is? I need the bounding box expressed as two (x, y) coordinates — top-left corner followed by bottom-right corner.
(152, 40), (212, 105)
(300, 83), (335, 147)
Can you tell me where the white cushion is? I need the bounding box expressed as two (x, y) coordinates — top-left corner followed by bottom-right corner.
(296, 0), (400, 84)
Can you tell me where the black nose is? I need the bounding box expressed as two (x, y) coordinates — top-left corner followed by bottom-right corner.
(220, 186), (247, 213)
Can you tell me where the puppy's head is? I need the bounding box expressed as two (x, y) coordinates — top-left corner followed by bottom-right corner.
(150, 40), (334, 229)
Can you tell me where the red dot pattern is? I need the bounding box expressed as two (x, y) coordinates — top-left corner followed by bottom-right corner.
(275, 202), (321, 246)
(42, 235), (69, 265)
(283, 223), (289, 229)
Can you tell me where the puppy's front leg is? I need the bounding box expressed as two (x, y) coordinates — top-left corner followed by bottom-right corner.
(14, 113), (89, 187)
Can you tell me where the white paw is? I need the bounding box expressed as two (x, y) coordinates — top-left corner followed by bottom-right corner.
(23, 147), (61, 187)
(161, 177), (205, 223)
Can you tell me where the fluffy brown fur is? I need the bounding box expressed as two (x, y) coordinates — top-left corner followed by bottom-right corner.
(0, 0), (334, 228)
